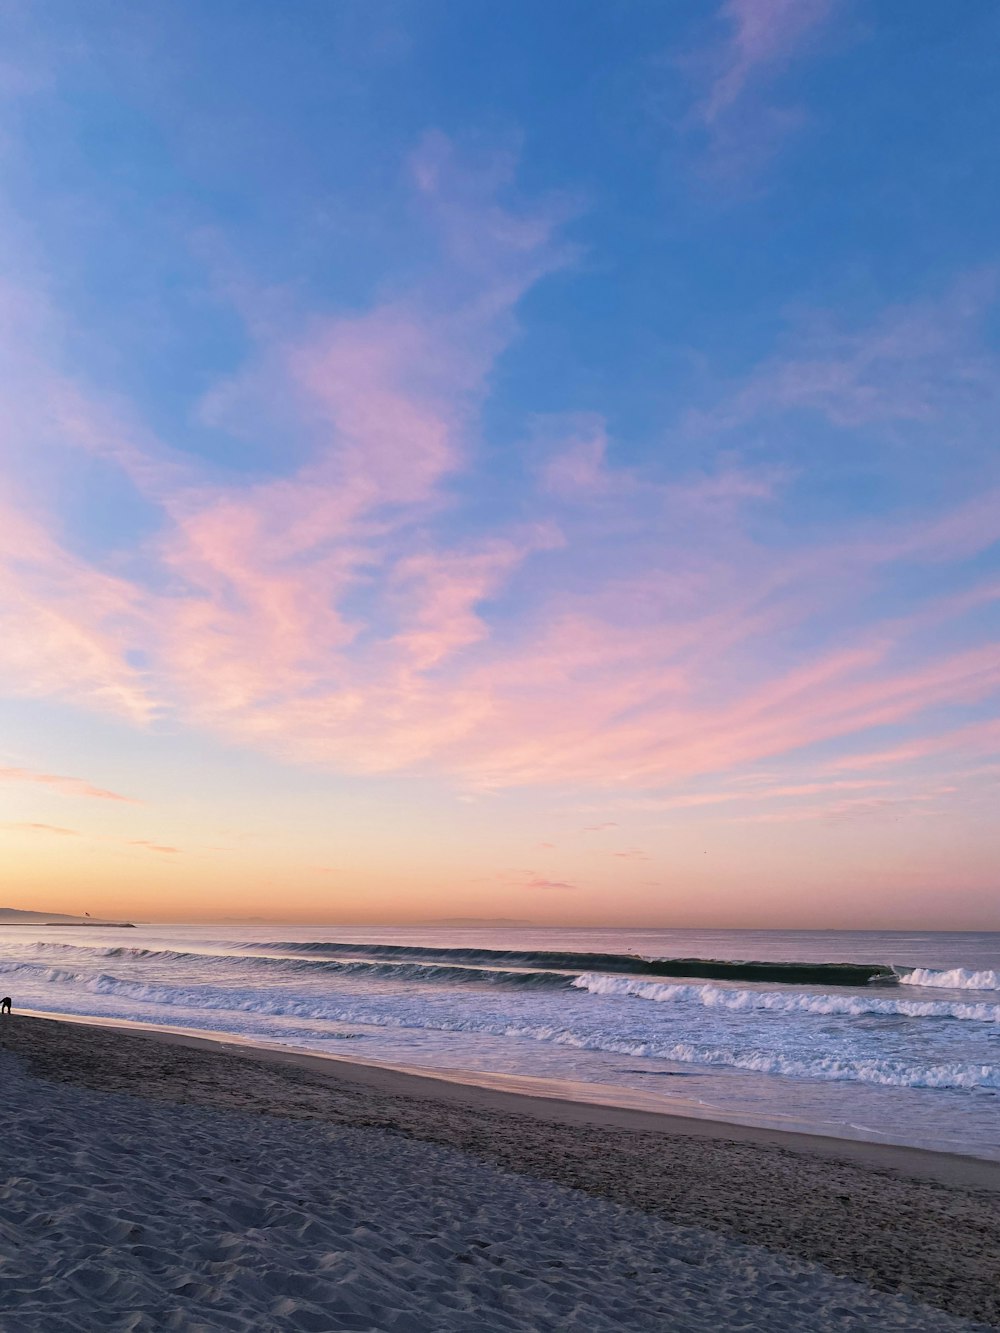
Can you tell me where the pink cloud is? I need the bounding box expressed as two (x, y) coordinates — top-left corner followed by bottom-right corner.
(1, 822), (80, 836)
(4, 416), (996, 796)
(621, 778), (892, 812)
(521, 873), (577, 891)
(701, 0), (839, 125)
(664, 464), (784, 512)
(683, 0), (843, 181)
(389, 534), (559, 673)
(409, 130), (578, 287)
(449, 625), (1000, 790)
(540, 418), (617, 497)
(0, 766), (137, 803)
(291, 307), (468, 511)
(831, 718), (1000, 773)
(0, 497), (154, 723)
(0, 143), (997, 809)
(92, 140), (575, 769)
(736, 793), (941, 826)
(493, 868), (578, 891)
(689, 272), (999, 434)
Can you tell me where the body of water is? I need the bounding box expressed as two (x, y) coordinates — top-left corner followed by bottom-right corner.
(1, 923), (998, 1159)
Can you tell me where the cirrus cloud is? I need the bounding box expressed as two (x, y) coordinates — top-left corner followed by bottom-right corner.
(0, 140), (997, 811)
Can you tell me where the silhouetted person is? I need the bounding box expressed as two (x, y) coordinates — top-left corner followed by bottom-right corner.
(0, 997), (11, 1015)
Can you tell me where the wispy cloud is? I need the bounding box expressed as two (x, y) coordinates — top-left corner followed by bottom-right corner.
(687, 0), (844, 181)
(735, 793), (939, 825)
(521, 873), (576, 891)
(701, 0), (839, 125)
(0, 497), (155, 724)
(687, 272), (999, 434)
(830, 719), (1000, 774)
(0, 818), (181, 853)
(0, 766), (137, 803)
(1, 822), (80, 836)
(492, 868), (578, 892)
(0, 142), (997, 806)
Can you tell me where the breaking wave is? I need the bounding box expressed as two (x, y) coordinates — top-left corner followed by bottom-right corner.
(28, 939), (1000, 994)
(573, 974), (1000, 1022)
(0, 951), (572, 991)
(897, 967), (1000, 992)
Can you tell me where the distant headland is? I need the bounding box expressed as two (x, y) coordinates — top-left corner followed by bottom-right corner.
(0, 908), (136, 928)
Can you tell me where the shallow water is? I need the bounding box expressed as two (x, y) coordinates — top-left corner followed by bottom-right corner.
(2, 923), (998, 1159)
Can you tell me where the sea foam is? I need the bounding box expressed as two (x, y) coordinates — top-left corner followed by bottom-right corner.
(898, 967), (1000, 992)
(573, 973), (1000, 1022)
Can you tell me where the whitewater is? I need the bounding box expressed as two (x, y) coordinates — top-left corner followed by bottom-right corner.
(1, 923), (998, 1160)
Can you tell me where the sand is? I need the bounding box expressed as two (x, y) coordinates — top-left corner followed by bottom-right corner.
(1, 1015), (997, 1331)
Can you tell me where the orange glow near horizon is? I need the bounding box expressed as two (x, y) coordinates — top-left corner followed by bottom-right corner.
(2, 760), (997, 929)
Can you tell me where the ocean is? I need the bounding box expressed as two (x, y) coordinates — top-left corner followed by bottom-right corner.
(2, 923), (998, 1160)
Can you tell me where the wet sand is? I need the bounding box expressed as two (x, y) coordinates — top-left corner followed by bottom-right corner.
(1, 1014), (997, 1329)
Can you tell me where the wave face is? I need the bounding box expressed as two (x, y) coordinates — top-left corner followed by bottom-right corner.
(250, 940), (898, 987)
(0, 948), (572, 992)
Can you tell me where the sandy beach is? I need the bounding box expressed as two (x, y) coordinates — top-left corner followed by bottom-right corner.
(0, 1015), (995, 1331)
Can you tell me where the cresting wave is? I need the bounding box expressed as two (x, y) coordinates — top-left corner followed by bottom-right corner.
(573, 974), (1000, 1023)
(0, 952), (572, 991)
(248, 941), (899, 987)
(19, 939), (1000, 992)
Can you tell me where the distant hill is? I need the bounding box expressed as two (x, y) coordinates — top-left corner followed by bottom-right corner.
(0, 907), (134, 927)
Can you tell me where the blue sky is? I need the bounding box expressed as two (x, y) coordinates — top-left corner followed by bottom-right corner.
(0, 0), (998, 925)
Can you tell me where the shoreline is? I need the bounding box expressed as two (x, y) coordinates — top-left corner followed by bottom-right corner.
(2, 1013), (999, 1326)
(25, 1006), (1000, 1189)
(20, 1005), (1000, 1183)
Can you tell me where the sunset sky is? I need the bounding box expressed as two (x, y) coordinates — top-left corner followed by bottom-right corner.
(1, 1), (998, 927)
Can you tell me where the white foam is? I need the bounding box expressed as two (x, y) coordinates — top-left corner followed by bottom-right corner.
(573, 973), (1000, 1022)
(487, 1025), (1000, 1090)
(658, 1043), (1000, 1091)
(898, 967), (1000, 992)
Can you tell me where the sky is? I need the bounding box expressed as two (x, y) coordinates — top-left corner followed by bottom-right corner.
(0, 0), (998, 928)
